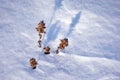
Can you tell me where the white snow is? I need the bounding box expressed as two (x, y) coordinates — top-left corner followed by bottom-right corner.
(0, 0), (120, 80)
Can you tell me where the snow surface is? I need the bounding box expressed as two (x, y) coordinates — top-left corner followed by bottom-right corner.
(0, 0), (120, 80)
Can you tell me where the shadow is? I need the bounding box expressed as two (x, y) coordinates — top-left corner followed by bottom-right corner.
(47, 23), (60, 41)
(47, 0), (63, 26)
(44, 21), (61, 46)
(66, 12), (81, 36)
(54, 0), (63, 10)
(43, 0), (62, 46)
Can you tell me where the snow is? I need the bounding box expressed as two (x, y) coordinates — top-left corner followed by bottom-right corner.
(0, 0), (120, 80)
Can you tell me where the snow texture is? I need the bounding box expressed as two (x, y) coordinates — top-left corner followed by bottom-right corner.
(0, 0), (120, 80)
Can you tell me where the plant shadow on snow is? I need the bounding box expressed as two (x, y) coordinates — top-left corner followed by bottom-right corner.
(66, 11), (81, 36)
(54, 0), (63, 10)
(46, 0), (63, 27)
(44, 21), (61, 46)
(44, 0), (63, 41)
(43, 0), (63, 46)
